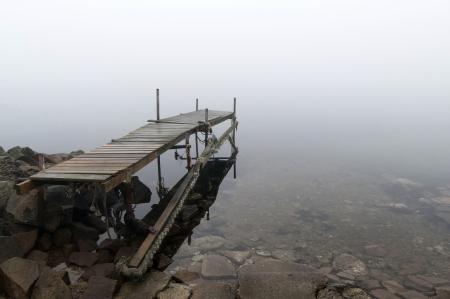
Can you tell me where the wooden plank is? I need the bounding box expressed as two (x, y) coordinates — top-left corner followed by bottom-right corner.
(31, 173), (110, 181)
(15, 179), (42, 195)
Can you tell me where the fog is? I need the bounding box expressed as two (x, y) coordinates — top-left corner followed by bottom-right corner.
(1, 0), (450, 179)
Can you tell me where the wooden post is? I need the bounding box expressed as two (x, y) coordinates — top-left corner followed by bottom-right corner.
(232, 98), (237, 179)
(185, 133), (191, 169)
(204, 108), (209, 146)
(156, 89), (160, 121)
(156, 89), (162, 195)
(195, 99), (199, 159)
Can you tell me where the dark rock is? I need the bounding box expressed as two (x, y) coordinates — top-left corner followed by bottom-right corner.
(37, 233), (53, 251)
(81, 276), (117, 299)
(71, 222), (99, 241)
(7, 146), (35, 161)
(371, 289), (401, 299)
(131, 176), (152, 204)
(43, 214), (62, 233)
(52, 262), (84, 285)
(12, 229), (38, 255)
(157, 283), (191, 299)
(382, 280), (408, 294)
(116, 271), (170, 299)
(398, 290), (428, 299)
(0, 236), (22, 263)
(84, 214), (107, 234)
(114, 246), (134, 263)
(156, 254), (173, 270)
(62, 244), (77, 258)
(54, 228), (73, 248)
(201, 254), (236, 279)
(27, 250), (49, 265)
(82, 263), (115, 280)
(69, 150), (84, 157)
(191, 281), (233, 299)
(31, 269), (72, 299)
(418, 275), (450, 287)
(181, 205), (199, 221)
(76, 239), (97, 252)
(68, 252), (98, 267)
(14, 189), (42, 226)
(46, 249), (66, 268)
(0, 146), (5, 156)
(0, 181), (14, 210)
(98, 239), (122, 253)
(173, 269), (200, 283)
(96, 250), (114, 264)
(0, 257), (40, 299)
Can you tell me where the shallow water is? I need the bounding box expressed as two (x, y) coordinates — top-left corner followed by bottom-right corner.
(137, 131), (450, 282)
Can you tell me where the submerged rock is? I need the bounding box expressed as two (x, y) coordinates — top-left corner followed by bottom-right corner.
(201, 254), (236, 279)
(220, 250), (250, 264)
(157, 283), (191, 299)
(191, 235), (226, 252)
(332, 254), (368, 278)
(191, 281), (234, 299)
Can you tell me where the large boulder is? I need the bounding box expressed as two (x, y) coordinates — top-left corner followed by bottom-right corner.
(13, 189), (43, 226)
(71, 222), (99, 241)
(333, 253), (368, 278)
(157, 283), (191, 299)
(12, 229), (39, 256)
(0, 257), (40, 299)
(68, 252), (98, 267)
(191, 235), (226, 252)
(31, 269), (72, 299)
(7, 146), (37, 166)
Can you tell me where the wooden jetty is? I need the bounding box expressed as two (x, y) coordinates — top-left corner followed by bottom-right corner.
(16, 91), (238, 277)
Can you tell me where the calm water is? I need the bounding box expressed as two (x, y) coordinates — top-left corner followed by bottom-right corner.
(132, 120), (450, 282)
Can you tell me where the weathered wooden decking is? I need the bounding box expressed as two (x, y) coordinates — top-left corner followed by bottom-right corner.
(29, 109), (233, 192)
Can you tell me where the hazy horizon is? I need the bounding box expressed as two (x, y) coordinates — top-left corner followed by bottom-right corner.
(1, 0), (450, 180)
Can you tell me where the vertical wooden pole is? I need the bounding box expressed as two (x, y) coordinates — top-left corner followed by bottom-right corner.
(156, 89), (162, 194)
(185, 133), (191, 169)
(232, 98), (237, 179)
(195, 98), (199, 159)
(204, 108), (209, 146)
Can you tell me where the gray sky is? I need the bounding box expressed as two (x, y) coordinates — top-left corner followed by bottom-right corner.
(1, 0), (450, 170)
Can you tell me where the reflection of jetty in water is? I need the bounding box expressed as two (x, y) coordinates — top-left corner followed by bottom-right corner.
(145, 153), (237, 264)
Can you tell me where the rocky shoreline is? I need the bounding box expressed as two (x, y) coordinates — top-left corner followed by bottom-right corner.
(0, 146), (449, 298)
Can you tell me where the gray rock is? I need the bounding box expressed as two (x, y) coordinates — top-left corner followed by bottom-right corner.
(201, 254), (236, 279)
(271, 249), (299, 262)
(0, 181), (14, 210)
(405, 275), (434, 292)
(362, 279), (381, 290)
(81, 275), (117, 299)
(156, 253), (173, 270)
(382, 280), (407, 294)
(68, 252), (98, 267)
(341, 287), (371, 299)
(333, 254), (368, 278)
(84, 214), (107, 234)
(0, 146), (5, 156)
(52, 262), (84, 285)
(76, 238), (97, 252)
(191, 235), (226, 252)
(114, 246), (134, 263)
(98, 239), (123, 253)
(364, 244), (386, 257)
(398, 290), (428, 299)
(157, 283), (191, 299)
(31, 269), (72, 299)
(0, 257), (40, 299)
(191, 281), (234, 299)
(116, 270), (171, 299)
(238, 259), (327, 299)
